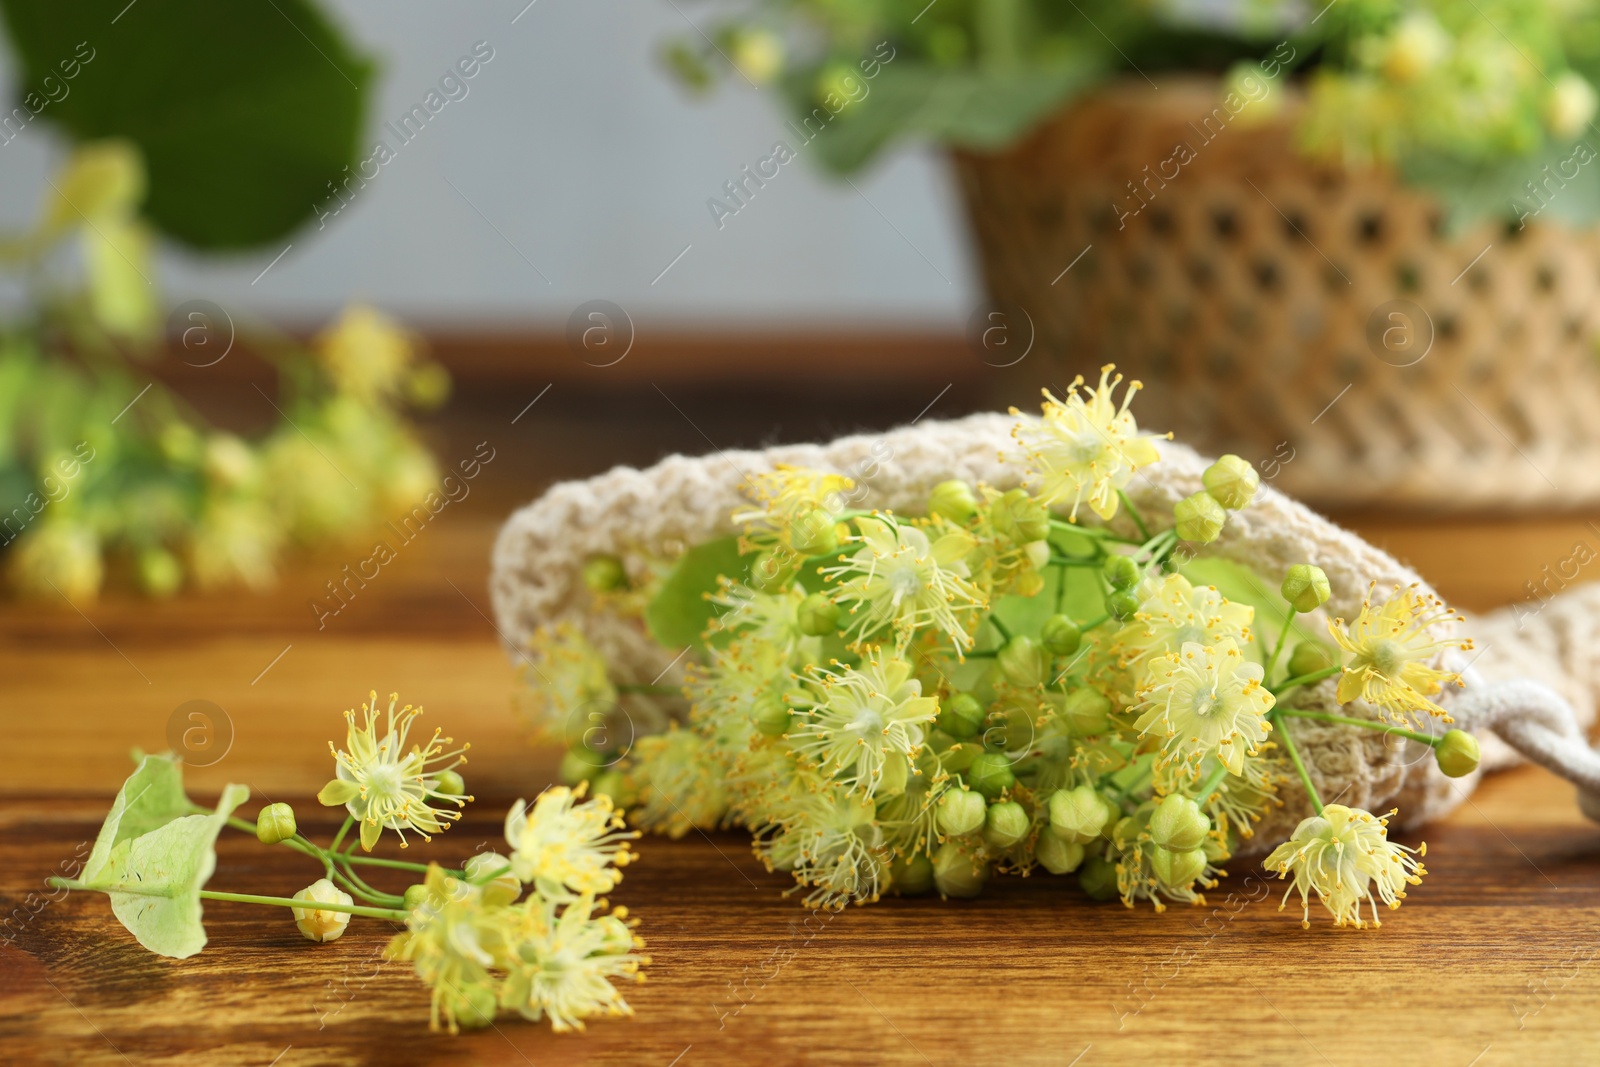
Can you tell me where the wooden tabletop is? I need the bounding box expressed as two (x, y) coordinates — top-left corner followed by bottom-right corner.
(5, 387), (1600, 1066)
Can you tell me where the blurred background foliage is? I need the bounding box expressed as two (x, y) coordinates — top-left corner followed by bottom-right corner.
(0, 0), (448, 601)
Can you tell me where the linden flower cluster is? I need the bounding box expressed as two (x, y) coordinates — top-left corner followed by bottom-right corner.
(526, 366), (1478, 929)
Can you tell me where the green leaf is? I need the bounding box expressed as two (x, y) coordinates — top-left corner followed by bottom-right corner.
(644, 535), (752, 650)
(0, 0), (374, 249)
(85, 752), (196, 883)
(102, 783), (247, 959)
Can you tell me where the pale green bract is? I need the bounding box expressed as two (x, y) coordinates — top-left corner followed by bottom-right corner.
(84, 752), (198, 882)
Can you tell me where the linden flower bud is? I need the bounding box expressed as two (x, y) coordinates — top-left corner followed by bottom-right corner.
(937, 786), (987, 836)
(464, 851), (522, 906)
(938, 741), (982, 773)
(1041, 614), (1082, 656)
(752, 694), (792, 738)
(796, 592), (840, 636)
(255, 802), (297, 845)
(1036, 830), (1085, 874)
(993, 488), (1049, 543)
(890, 852), (935, 895)
(1173, 491), (1226, 543)
(967, 752), (1016, 800)
(984, 800), (1030, 849)
(1023, 539), (1052, 573)
(1148, 794), (1210, 853)
(581, 554), (628, 593)
(292, 878), (353, 943)
(928, 479), (979, 523)
(1057, 687), (1112, 736)
(1101, 554), (1140, 591)
(1287, 640), (1337, 678)
(1151, 845), (1208, 888)
(789, 508), (840, 555)
(938, 692), (985, 740)
(1106, 589), (1140, 621)
(1078, 854), (1120, 901)
(1048, 784), (1115, 844)
(932, 840), (990, 899)
(998, 635), (1047, 688)
(1435, 729), (1481, 778)
(402, 883), (429, 910)
(560, 747), (598, 785)
(1281, 563), (1331, 614)
(1548, 72), (1600, 141)
(1203, 454), (1260, 510)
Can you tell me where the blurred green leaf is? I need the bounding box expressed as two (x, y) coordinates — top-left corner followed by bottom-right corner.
(645, 534), (751, 650)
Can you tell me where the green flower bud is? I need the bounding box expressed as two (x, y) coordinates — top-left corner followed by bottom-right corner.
(1202, 454), (1260, 510)
(1151, 845), (1208, 888)
(938, 692), (985, 739)
(932, 841), (989, 899)
(749, 550), (797, 591)
(1048, 784), (1114, 844)
(465, 852), (522, 907)
(752, 694), (792, 738)
(789, 508), (839, 555)
(993, 488), (1048, 543)
(1041, 614), (1082, 656)
(890, 852), (935, 895)
(1173, 491), (1227, 543)
(938, 741), (982, 773)
(984, 800), (1030, 849)
(1078, 854), (1119, 901)
(796, 592), (840, 636)
(1287, 640), (1337, 678)
(559, 747), (599, 784)
(1035, 830), (1085, 874)
(936, 786), (987, 836)
(1148, 794), (1211, 853)
(1106, 589), (1141, 621)
(967, 752), (1016, 799)
(402, 883), (429, 911)
(432, 769), (467, 797)
(1435, 729), (1481, 778)
(451, 981), (499, 1030)
(1102, 554), (1140, 591)
(998, 635), (1047, 689)
(928, 479), (978, 523)
(255, 802), (297, 845)
(581, 554), (628, 592)
(1056, 687), (1112, 736)
(1281, 563), (1331, 614)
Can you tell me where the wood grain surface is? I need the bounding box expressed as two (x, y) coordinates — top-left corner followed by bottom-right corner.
(4, 388), (1600, 1067)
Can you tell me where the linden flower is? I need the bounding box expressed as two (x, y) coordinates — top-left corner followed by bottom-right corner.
(1134, 640), (1274, 777)
(1111, 572), (1254, 683)
(1328, 582), (1470, 724)
(318, 691), (470, 850)
(823, 516), (986, 655)
(505, 783), (638, 901)
(315, 303), (416, 403)
(752, 776), (887, 909)
(514, 623), (618, 740)
(1263, 805), (1427, 928)
(708, 581), (814, 658)
(385, 865), (514, 1033)
(501, 893), (649, 1032)
(732, 464), (853, 543)
(625, 728), (729, 838)
(788, 655), (939, 795)
(1011, 364), (1165, 522)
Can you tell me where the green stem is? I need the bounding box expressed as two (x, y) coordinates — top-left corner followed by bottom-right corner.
(328, 815), (354, 857)
(1118, 490), (1152, 541)
(1197, 761), (1230, 802)
(1270, 664), (1341, 697)
(1270, 712), (1323, 814)
(329, 865), (404, 907)
(1048, 556), (1103, 567)
(1263, 621), (1294, 684)
(987, 614), (1013, 644)
(1276, 708), (1441, 747)
(197, 890), (406, 921)
(1048, 518), (1139, 544)
(340, 853), (465, 877)
(1079, 612), (1111, 632)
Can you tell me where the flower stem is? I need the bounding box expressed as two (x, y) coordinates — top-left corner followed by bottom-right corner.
(1197, 761), (1231, 802)
(1048, 518), (1140, 544)
(197, 889), (407, 921)
(329, 865), (404, 908)
(1118, 490), (1152, 541)
(987, 614), (1014, 644)
(340, 852), (464, 877)
(1270, 712), (1323, 815)
(1275, 708), (1441, 747)
(1270, 664), (1341, 697)
(1263, 621), (1294, 684)
(328, 815), (355, 857)
(1079, 612), (1111, 632)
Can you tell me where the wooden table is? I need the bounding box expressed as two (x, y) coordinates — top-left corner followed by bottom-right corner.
(5, 390), (1600, 1066)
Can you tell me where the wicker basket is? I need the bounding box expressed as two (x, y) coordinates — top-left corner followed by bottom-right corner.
(954, 78), (1600, 511)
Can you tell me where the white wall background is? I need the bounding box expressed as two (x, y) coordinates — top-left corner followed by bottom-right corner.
(0, 0), (981, 329)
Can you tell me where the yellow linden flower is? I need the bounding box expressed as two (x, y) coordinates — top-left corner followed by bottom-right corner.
(1327, 582), (1470, 723)
(624, 727), (728, 838)
(1011, 364), (1166, 522)
(731, 464), (854, 547)
(751, 775), (888, 909)
(505, 783), (637, 901)
(514, 623), (618, 741)
(788, 653), (939, 796)
(1110, 572), (1254, 684)
(315, 303), (417, 403)
(501, 892), (649, 1032)
(1133, 639), (1274, 778)
(1263, 805), (1426, 928)
(317, 691), (470, 850)
(823, 515), (987, 655)
(385, 864), (513, 1033)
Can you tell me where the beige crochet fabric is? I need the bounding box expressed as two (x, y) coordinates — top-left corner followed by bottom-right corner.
(489, 413), (1591, 854)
